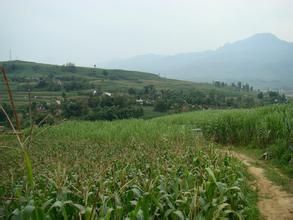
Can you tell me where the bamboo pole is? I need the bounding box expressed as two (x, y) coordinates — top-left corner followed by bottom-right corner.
(0, 65), (21, 132)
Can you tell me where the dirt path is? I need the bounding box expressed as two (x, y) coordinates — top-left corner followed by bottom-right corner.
(228, 151), (293, 220)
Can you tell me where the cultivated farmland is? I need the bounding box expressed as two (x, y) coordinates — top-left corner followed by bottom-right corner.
(1, 105), (293, 219)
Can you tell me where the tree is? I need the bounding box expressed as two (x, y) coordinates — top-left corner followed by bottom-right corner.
(62, 100), (88, 117)
(257, 92), (264, 99)
(88, 95), (100, 108)
(102, 70), (108, 78)
(62, 92), (67, 100)
(100, 95), (114, 107)
(226, 98), (235, 107)
(113, 96), (128, 108)
(36, 77), (48, 88)
(237, 82), (242, 90)
(243, 83), (250, 92)
(61, 62), (76, 73)
(268, 91), (279, 98)
(214, 81), (221, 88)
(128, 88), (136, 95)
(243, 97), (255, 107)
(143, 85), (155, 95)
(154, 100), (169, 112)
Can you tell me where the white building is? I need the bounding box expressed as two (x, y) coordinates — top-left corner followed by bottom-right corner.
(136, 98), (144, 105)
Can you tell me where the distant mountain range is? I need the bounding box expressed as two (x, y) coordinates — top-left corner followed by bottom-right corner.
(102, 33), (293, 91)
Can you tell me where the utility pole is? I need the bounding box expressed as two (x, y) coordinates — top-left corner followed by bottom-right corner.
(9, 49), (12, 61)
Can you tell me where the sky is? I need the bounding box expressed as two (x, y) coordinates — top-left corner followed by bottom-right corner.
(0, 0), (293, 67)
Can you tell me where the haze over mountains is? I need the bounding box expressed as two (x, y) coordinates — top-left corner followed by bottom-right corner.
(102, 33), (293, 91)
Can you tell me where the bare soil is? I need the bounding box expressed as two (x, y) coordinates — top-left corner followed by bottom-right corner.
(229, 151), (293, 220)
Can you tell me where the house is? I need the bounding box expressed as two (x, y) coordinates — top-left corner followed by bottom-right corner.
(102, 92), (112, 97)
(136, 98), (144, 105)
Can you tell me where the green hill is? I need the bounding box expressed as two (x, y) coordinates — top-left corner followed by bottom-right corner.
(0, 60), (252, 93)
(0, 60), (286, 124)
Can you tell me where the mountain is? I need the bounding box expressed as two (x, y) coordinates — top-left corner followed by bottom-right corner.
(102, 33), (293, 91)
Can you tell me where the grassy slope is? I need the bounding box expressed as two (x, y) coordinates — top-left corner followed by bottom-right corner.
(0, 60), (258, 120)
(0, 60), (252, 94)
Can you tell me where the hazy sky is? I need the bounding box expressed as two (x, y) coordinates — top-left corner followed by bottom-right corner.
(1, 0), (293, 66)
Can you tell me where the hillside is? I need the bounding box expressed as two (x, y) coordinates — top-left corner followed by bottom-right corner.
(103, 33), (293, 92)
(0, 60), (286, 126)
(0, 60), (260, 104)
(1, 60), (244, 93)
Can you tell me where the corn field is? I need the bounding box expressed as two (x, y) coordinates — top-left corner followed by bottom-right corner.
(3, 104), (292, 219)
(156, 104), (293, 176)
(0, 117), (261, 219)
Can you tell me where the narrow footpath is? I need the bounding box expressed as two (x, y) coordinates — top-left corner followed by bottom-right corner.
(230, 151), (293, 220)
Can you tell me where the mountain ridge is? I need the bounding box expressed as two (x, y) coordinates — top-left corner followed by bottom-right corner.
(102, 33), (293, 90)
